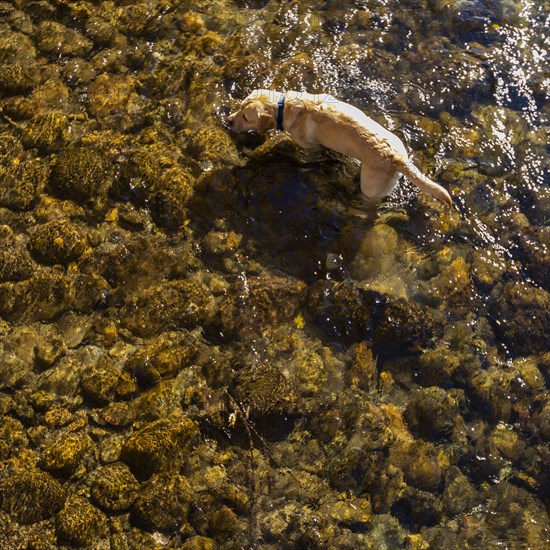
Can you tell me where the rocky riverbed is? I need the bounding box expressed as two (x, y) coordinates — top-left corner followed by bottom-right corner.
(0, 0), (548, 548)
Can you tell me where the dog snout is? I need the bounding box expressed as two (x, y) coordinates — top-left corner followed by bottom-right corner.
(225, 113), (236, 129)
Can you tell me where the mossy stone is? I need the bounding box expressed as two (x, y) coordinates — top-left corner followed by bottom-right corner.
(235, 362), (296, 418)
(90, 462), (140, 512)
(373, 297), (438, 355)
(0, 468), (66, 524)
(121, 416), (199, 480)
(0, 63), (41, 96)
(50, 146), (110, 205)
(0, 157), (49, 211)
(81, 356), (137, 405)
(56, 495), (108, 547)
(38, 433), (92, 477)
(125, 331), (197, 388)
(28, 220), (86, 266)
(0, 242), (34, 283)
(0, 272), (107, 323)
(131, 473), (193, 533)
(21, 112), (68, 153)
(121, 278), (217, 337)
(404, 387), (459, 440)
(36, 21), (93, 57)
(489, 282), (550, 356)
(0, 415), (28, 460)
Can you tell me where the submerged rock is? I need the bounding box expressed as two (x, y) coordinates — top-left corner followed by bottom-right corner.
(0, 468), (66, 524)
(130, 473), (193, 533)
(49, 146), (111, 206)
(125, 331), (197, 388)
(234, 362), (296, 418)
(90, 462), (140, 512)
(373, 297), (439, 355)
(27, 220), (86, 266)
(121, 416), (199, 480)
(21, 112), (68, 152)
(0, 272), (108, 323)
(489, 282), (550, 356)
(404, 387), (460, 441)
(121, 278), (217, 337)
(36, 21), (93, 57)
(0, 157), (49, 211)
(0, 64), (41, 96)
(56, 495), (108, 547)
(308, 279), (379, 343)
(38, 433), (92, 478)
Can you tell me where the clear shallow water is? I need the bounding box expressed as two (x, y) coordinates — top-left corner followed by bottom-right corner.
(0, 0), (548, 548)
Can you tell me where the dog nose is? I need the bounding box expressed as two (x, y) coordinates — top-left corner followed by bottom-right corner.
(225, 115), (234, 128)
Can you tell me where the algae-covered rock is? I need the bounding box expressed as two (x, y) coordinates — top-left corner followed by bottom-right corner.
(21, 112), (68, 152)
(148, 165), (196, 231)
(0, 272), (107, 323)
(402, 440), (446, 492)
(0, 468), (66, 524)
(121, 278), (217, 337)
(234, 362), (296, 418)
(125, 331), (197, 388)
(49, 146), (111, 205)
(131, 473), (193, 533)
(38, 433), (92, 478)
(308, 279), (379, 343)
(187, 124), (241, 168)
(0, 31), (36, 65)
(36, 21), (93, 57)
(118, 145), (196, 230)
(0, 63), (41, 96)
(0, 226), (35, 282)
(373, 297), (438, 354)
(121, 416), (199, 480)
(80, 356), (137, 405)
(90, 462), (140, 512)
(404, 387), (460, 440)
(221, 272), (306, 338)
(56, 494), (108, 547)
(489, 282), (550, 356)
(0, 157), (49, 211)
(87, 73), (144, 127)
(0, 415), (28, 460)
(27, 220), (86, 266)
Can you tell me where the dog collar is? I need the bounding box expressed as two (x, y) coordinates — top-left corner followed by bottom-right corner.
(277, 93), (285, 131)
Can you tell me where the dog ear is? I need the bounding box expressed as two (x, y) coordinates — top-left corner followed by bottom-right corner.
(258, 112), (275, 134)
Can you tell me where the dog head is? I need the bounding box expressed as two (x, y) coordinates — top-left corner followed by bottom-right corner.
(225, 90), (278, 134)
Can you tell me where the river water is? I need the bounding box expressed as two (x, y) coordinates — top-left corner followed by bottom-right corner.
(0, 0), (548, 548)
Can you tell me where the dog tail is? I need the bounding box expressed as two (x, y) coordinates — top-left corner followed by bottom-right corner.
(395, 157), (453, 208)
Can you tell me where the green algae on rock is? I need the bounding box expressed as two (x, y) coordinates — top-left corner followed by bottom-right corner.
(90, 461), (140, 512)
(121, 415), (200, 480)
(49, 146), (111, 206)
(404, 387), (460, 441)
(121, 278), (217, 337)
(125, 330), (198, 388)
(56, 494), (108, 547)
(38, 433), (92, 478)
(0, 157), (50, 211)
(130, 473), (194, 533)
(0, 468), (66, 524)
(27, 220), (87, 266)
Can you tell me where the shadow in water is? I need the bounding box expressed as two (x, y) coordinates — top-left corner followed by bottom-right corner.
(188, 151), (376, 282)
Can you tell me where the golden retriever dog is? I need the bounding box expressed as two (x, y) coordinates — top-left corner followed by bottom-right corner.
(226, 89), (453, 207)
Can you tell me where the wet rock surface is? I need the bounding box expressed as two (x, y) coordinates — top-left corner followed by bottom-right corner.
(0, 0), (548, 548)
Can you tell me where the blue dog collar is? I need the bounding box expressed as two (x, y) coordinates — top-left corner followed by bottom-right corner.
(277, 93), (285, 131)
